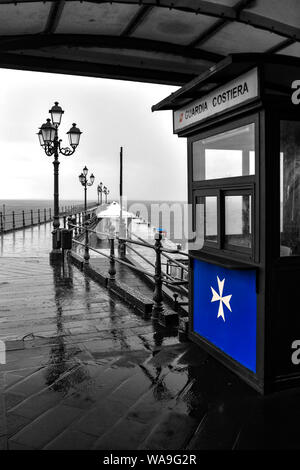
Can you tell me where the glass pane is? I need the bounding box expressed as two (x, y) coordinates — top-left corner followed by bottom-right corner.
(193, 124), (255, 181)
(196, 196), (218, 244)
(225, 194), (252, 248)
(280, 120), (300, 256)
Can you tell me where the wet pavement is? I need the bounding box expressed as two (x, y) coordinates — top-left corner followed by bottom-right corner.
(1, 227), (300, 450)
(0, 221), (59, 258)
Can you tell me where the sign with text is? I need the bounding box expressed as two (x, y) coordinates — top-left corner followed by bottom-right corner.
(174, 68), (258, 132)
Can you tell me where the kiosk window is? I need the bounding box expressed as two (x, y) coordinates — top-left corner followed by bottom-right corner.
(225, 194), (252, 249)
(193, 124), (255, 181)
(196, 196), (218, 245)
(280, 120), (300, 257)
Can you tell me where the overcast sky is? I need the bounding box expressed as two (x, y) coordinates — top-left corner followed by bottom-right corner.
(0, 68), (187, 202)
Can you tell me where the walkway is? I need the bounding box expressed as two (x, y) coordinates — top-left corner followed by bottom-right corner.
(1, 224), (300, 450)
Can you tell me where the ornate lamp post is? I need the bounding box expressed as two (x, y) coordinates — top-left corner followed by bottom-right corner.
(38, 102), (82, 261)
(79, 166), (95, 263)
(97, 182), (103, 205)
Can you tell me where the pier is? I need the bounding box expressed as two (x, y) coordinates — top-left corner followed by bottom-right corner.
(0, 216), (300, 450)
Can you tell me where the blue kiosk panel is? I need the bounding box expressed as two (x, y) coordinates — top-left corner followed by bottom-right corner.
(193, 259), (257, 373)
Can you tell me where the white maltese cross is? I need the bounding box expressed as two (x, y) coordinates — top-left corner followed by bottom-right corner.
(210, 276), (232, 322)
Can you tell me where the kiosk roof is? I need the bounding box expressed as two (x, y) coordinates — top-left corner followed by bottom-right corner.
(152, 53), (300, 111)
(0, 1), (300, 85)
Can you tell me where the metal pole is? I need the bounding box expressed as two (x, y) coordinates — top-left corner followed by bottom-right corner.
(84, 183), (89, 264)
(2, 204), (5, 231)
(22, 210), (25, 227)
(52, 135), (61, 255)
(38, 209), (41, 224)
(75, 214), (78, 236)
(108, 235), (116, 282)
(0, 212), (3, 233)
(31, 210), (33, 225)
(153, 232), (164, 317)
(119, 146), (126, 259)
(12, 211), (15, 230)
(44, 208), (46, 222)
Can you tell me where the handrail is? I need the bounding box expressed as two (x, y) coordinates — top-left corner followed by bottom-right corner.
(70, 221), (189, 257)
(126, 243), (156, 268)
(72, 239), (157, 279)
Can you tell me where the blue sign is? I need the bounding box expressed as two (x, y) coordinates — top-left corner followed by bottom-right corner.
(193, 259), (256, 372)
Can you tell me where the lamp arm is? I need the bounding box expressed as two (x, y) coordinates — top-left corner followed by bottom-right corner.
(58, 140), (76, 156)
(43, 143), (55, 157)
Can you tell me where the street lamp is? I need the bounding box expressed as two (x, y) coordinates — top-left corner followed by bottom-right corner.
(78, 167), (95, 263)
(97, 182), (103, 205)
(38, 101), (82, 261)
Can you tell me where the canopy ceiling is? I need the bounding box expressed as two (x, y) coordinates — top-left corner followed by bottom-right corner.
(0, 0), (299, 85)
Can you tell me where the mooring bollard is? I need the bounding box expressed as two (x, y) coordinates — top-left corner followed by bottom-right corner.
(108, 234), (116, 282)
(153, 232), (164, 317)
(12, 211), (15, 230)
(22, 210), (25, 227)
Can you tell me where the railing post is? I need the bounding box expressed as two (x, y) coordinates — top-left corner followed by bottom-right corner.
(22, 210), (25, 227)
(12, 211), (15, 230)
(44, 208), (47, 222)
(118, 220), (126, 259)
(153, 232), (164, 317)
(63, 216), (66, 228)
(31, 210), (33, 225)
(80, 212), (83, 234)
(108, 233), (116, 282)
(74, 214), (78, 236)
(0, 212), (3, 233)
(49, 208), (52, 220)
(38, 209), (41, 224)
(84, 214), (90, 264)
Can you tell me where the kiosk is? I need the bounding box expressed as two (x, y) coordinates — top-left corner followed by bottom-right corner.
(153, 54), (300, 393)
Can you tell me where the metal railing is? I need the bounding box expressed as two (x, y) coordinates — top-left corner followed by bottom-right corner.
(69, 221), (189, 317)
(0, 202), (97, 234)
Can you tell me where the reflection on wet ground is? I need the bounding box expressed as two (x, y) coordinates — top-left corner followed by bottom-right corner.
(0, 221), (59, 257)
(1, 228), (300, 450)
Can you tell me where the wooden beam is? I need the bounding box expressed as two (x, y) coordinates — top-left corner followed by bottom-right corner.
(188, 0), (255, 49)
(265, 38), (295, 55)
(121, 5), (153, 36)
(0, 34), (224, 63)
(189, 18), (228, 48)
(0, 51), (197, 85)
(44, 1), (65, 34)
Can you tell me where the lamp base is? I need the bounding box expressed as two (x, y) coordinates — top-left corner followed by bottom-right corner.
(49, 249), (63, 263)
